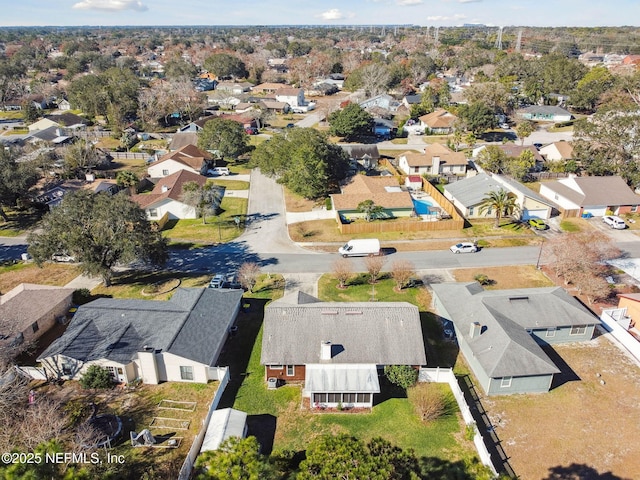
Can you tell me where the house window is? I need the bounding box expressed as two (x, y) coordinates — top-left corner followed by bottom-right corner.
(632, 205), (638, 213)
(554, 194), (559, 200)
(500, 377), (512, 388)
(62, 365), (72, 376)
(286, 365), (295, 376)
(148, 208), (158, 218)
(162, 169), (169, 176)
(545, 328), (557, 338)
(31, 322), (39, 333)
(180, 366), (194, 381)
(327, 393), (341, 403)
(343, 393), (356, 403)
(270, 365), (283, 370)
(105, 366), (118, 380)
(414, 167), (419, 173)
(469, 206), (474, 215)
(356, 393), (371, 403)
(570, 326), (587, 336)
(313, 393), (327, 404)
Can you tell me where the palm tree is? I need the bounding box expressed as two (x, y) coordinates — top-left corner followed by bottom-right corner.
(115, 170), (139, 195)
(479, 188), (520, 228)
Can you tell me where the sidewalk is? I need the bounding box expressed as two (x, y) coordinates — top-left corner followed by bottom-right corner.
(64, 273), (103, 290)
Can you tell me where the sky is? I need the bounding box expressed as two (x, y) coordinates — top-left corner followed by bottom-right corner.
(1, 0), (639, 28)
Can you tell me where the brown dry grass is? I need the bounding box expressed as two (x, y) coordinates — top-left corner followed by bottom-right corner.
(283, 188), (320, 212)
(0, 263), (80, 294)
(452, 265), (555, 289)
(483, 337), (640, 479)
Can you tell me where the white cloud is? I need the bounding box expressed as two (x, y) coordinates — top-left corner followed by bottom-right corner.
(458, 0), (482, 3)
(317, 8), (344, 20)
(397, 0), (423, 5)
(72, 0), (148, 12)
(426, 14), (466, 21)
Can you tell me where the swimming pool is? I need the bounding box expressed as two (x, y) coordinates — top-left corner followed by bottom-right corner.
(412, 198), (433, 215)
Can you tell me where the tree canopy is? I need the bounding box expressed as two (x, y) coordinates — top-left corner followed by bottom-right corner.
(328, 103), (374, 141)
(479, 188), (520, 227)
(195, 436), (276, 480)
(457, 102), (496, 135)
(204, 53), (248, 79)
(250, 128), (349, 199)
(180, 181), (225, 224)
(198, 118), (251, 161)
(0, 148), (39, 222)
(28, 191), (167, 286)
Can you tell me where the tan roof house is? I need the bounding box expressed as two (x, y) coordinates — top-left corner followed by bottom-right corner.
(0, 283), (74, 350)
(132, 170), (216, 220)
(538, 175), (640, 217)
(330, 175), (414, 221)
(418, 108), (458, 134)
(539, 141), (574, 162)
(147, 144), (213, 178)
(398, 143), (468, 176)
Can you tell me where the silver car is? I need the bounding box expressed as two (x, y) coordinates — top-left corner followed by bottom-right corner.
(449, 242), (478, 254)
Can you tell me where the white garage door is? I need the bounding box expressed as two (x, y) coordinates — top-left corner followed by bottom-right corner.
(522, 208), (549, 220)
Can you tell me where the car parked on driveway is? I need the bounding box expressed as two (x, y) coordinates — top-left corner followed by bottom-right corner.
(207, 167), (230, 176)
(528, 218), (548, 230)
(449, 242), (478, 254)
(603, 215), (626, 229)
(209, 274), (226, 288)
(51, 253), (75, 262)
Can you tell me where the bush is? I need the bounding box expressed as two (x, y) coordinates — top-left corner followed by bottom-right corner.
(384, 365), (418, 389)
(72, 288), (92, 305)
(79, 365), (114, 390)
(409, 384), (446, 422)
(474, 273), (490, 285)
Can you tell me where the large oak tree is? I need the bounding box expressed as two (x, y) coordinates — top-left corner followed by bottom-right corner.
(28, 191), (167, 286)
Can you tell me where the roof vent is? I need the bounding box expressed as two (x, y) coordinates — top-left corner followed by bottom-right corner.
(509, 296), (529, 302)
(161, 185), (169, 193)
(320, 341), (332, 360)
(469, 322), (482, 339)
(143, 345), (153, 351)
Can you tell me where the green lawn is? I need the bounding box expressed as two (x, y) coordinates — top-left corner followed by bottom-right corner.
(161, 197), (248, 243)
(91, 270), (211, 300)
(319, 273), (426, 305)
(210, 179), (249, 190)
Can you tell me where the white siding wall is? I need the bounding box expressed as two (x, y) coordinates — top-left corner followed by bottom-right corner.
(148, 160), (199, 178)
(147, 198), (198, 220)
(539, 184), (580, 210)
(161, 352), (209, 383)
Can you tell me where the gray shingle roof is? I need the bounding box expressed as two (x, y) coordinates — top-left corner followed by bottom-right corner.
(261, 292), (426, 366)
(38, 288), (242, 367)
(444, 173), (504, 207)
(432, 283), (598, 377)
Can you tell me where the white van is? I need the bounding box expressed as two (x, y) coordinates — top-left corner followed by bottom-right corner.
(208, 167), (230, 176)
(603, 215), (626, 229)
(338, 239), (381, 258)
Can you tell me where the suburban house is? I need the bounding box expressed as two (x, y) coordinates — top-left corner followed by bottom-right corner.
(339, 144), (380, 170)
(330, 174), (415, 221)
(275, 87), (306, 110)
(169, 132), (199, 151)
(147, 144), (213, 178)
(215, 81), (253, 94)
(615, 293), (640, 329)
(539, 141), (574, 163)
(0, 284), (74, 350)
(132, 170), (217, 220)
(431, 282), (599, 395)
(38, 288), (243, 384)
(519, 105), (573, 123)
(538, 175), (640, 217)
(27, 117), (60, 132)
(261, 291), (426, 408)
(418, 108), (458, 134)
(443, 173), (554, 220)
(398, 143), (468, 177)
(252, 82), (287, 95)
(178, 114), (257, 133)
(57, 99), (71, 111)
(402, 94), (422, 109)
(359, 94), (400, 114)
(405, 175), (423, 191)
(26, 126), (72, 146)
(473, 144), (546, 171)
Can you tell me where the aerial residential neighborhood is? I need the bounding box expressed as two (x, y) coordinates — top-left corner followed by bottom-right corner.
(1, 10), (640, 480)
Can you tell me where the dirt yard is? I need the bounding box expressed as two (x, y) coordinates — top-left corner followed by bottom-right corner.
(482, 334), (640, 479)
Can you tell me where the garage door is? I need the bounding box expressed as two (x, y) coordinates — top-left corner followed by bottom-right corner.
(522, 208), (549, 220)
(583, 206), (607, 217)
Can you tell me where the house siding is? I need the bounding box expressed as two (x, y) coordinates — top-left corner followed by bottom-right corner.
(161, 352), (210, 383)
(266, 364), (306, 382)
(618, 298), (640, 324)
(529, 324), (596, 345)
(148, 159), (200, 178)
(487, 374), (553, 395)
(22, 295), (72, 344)
(146, 198), (198, 220)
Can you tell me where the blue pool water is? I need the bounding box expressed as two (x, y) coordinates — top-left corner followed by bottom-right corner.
(412, 198), (433, 215)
